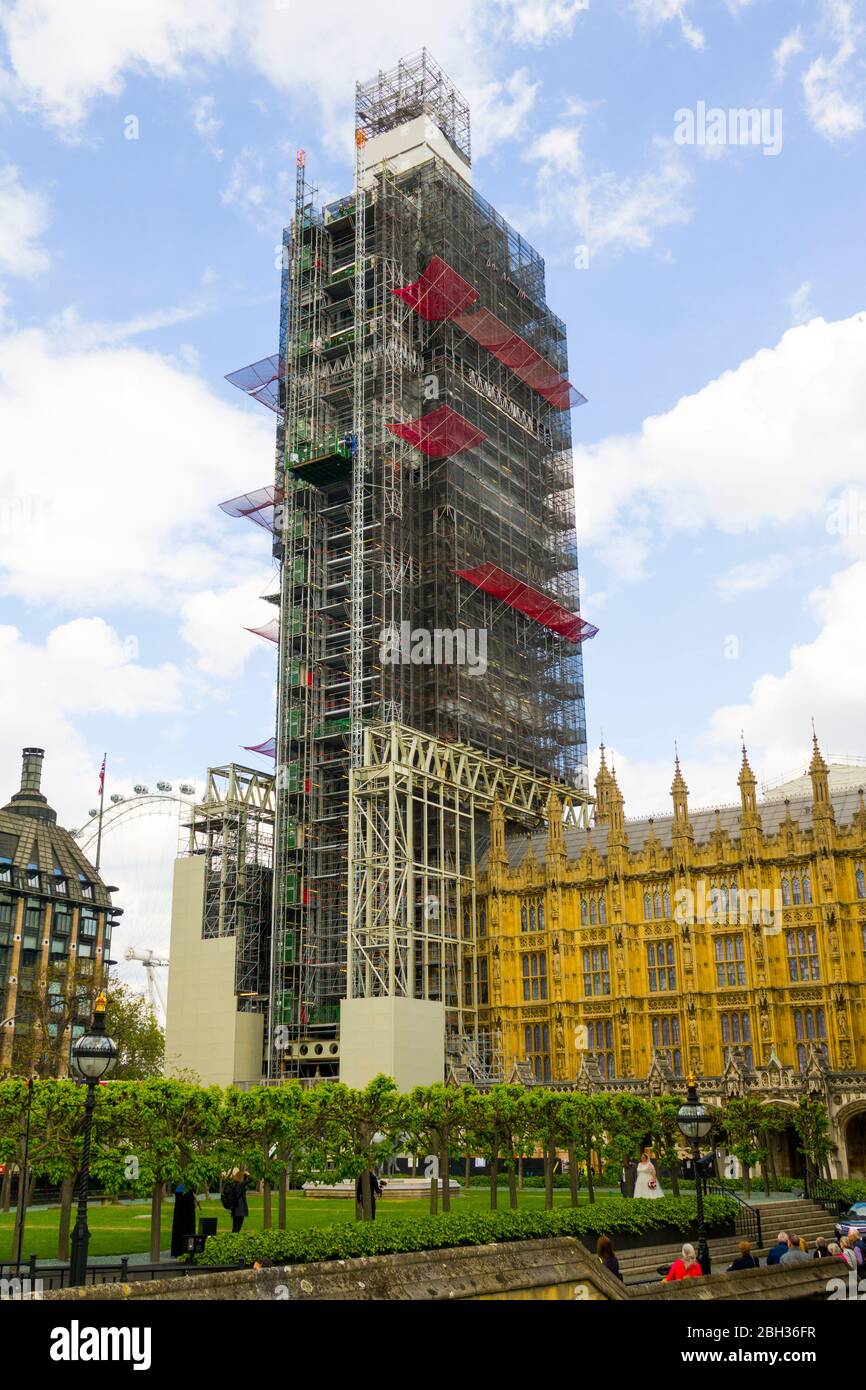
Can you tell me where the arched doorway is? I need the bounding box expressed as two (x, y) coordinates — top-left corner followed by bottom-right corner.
(845, 1113), (866, 1180)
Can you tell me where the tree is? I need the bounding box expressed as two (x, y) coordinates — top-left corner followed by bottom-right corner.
(791, 1096), (832, 1184)
(311, 1076), (403, 1220)
(103, 979), (165, 1079)
(403, 1084), (467, 1214)
(528, 1089), (571, 1209)
(605, 1095), (655, 1195)
(651, 1095), (685, 1199)
(721, 1097), (767, 1199)
(220, 1083), (308, 1229)
(96, 1079), (223, 1261)
(560, 1093), (610, 1204)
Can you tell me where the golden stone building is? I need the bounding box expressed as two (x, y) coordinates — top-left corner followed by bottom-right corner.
(477, 737), (866, 1178)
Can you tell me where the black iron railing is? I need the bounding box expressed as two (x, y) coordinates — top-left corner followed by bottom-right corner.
(803, 1171), (848, 1217)
(704, 1179), (762, 1249)
(0, 1256), (244, 1292)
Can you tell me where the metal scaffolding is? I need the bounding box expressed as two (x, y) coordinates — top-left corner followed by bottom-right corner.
(182, 764), (274, 1006)
(225, 51), (594, 1080)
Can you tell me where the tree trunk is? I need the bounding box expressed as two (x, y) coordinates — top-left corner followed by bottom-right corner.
(464, 1155), (471, 1189)
(360, 1170), (374, 1222)
(150, 1183), (163, 1264)
(767, 1138), (779, 1191)
(430, 1170), (438, 1215)
(544, 1146), (554, 1210)
(278, 1167), (287, 1234)
(262, 1178), (272, 1230)
(741, 1164), (751, 1201)
(490, 1157), (499, 1210)
(439, 1147), (450, 1213)
(518, 1156), (524, 1190)
(567, 1146), (579, 1207)
(668, 1155), (680, 1199)
(508, 1166), (518, 1209)
(586, 1135), (595, 1204)
(58, 1176), (75, 1261)
(1, 1162), (12, 1212)
(411, 1154), (417, 1178)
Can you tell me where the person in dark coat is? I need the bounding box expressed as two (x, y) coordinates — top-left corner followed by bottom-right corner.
(596, 1234), (623, 1280)
(726, 1240), (758, 1271)
(225, 1168), (250, 1233)
(765, 1231), (789, 1265)
(171, 1183), (198, 1258)
(355, 1170), (383, 1219)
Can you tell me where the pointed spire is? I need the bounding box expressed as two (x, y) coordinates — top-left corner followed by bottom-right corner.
(738, 738), (759, 823)
(671, 747), (689, 821)
(809, 726), (831, 808)
(594, 742), (614, 825)
(489, 795), (506, 867)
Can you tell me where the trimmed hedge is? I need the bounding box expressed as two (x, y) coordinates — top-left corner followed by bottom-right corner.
(200, 1194), (736, 1268)
(829, 1180), (866, 1205)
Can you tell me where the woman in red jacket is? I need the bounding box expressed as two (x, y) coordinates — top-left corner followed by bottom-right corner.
(665, 1243), (703, 1281)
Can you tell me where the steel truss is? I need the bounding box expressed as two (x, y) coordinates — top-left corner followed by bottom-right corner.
(348, 721), (590, 1046)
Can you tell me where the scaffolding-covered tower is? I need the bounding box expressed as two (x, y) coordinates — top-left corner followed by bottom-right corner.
(225, 52), (595, 1083)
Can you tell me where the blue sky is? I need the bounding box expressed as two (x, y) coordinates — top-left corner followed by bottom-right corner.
(1, 0), (865, 982)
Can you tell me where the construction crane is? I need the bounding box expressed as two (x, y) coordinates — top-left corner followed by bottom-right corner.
(124, 947), (169, 1021)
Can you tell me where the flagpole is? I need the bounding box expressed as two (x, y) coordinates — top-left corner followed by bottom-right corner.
(95, 753), (106, 873)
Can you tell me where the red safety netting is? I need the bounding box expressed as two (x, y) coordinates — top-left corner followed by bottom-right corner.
(244, 738), (276, 759)
(219, 484), (283, 533)
(246, 619), (279, 643)
(386, 404), (486, 458)
(392, 257), (586, 410)
(456, 563), (598, 644)
(225, 354), (284, 413)
(392, 255), (478, 321)
(452, 307), (587, 410)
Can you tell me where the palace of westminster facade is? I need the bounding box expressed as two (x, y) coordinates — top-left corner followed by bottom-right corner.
(476, 737), (866, 1178)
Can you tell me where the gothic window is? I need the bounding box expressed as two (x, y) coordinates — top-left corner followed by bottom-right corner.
(644, 890), (652, 920)
(521, 952), (548, 1002)
(653, 889), (662, 920)
(582, 946), (610, 997)
(856, 865), (866, 900)
(663, 888), (671, 919)
(587, 1019), (614, 1079)
(720, 1011), (752, 1068)
(720, 884), (729, 916)
(589, 897), (597, 925)
(792, 874), (802, 905)
(786, 928), (820, 982)
(651, 1015), (683, 1075)
(802, 872), (812, 905)
(794, 1008), (826, 1070)
(529, 904), (536, 931)
(524, 1023), (551, 1083)
(479, 908), (487, 938)
(781, 875), (791, 907)
(714, 934), (746, 987)
(598, 897), (606, 925)
(581, 897), (589, 926)
(537, 904), (545, 932)
(647, 940), (676, 992)
(521, 904), (528, 932)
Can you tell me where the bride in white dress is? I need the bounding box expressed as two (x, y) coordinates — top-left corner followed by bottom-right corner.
(633, 1148), (665, 1199)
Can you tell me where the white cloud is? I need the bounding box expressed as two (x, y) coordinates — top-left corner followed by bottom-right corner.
(525, 122), (583, 178)
(803, 45), (865, 138)
(0, 0), (575, 159)
(0, 164), (49, 278)
(629, 0), (705, 50)
(773, 26), (805, 83)
(0, 318), (274, 613)
(575, 313), (866, 576)
(180, 578), (275, 678)
(716, 553), (795, 602)
(787, 280), (816, 325)
(191, 93), (224, 159)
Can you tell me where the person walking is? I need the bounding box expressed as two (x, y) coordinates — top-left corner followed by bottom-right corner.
(726, 1240), (758, 1271)
(664, 1243), (703, 1281)
(222, 1168), (250, 1234)
(355, 1169), (383, 1220)
(634, 1148), (664, 1200)
(596, 1235), (622, 1281)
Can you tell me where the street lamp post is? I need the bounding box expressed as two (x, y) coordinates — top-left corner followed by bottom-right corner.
(69, 992), (117, 1287)
(677, 1072), (714, 1276)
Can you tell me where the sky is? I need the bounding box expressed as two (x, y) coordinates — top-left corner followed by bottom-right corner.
(1, 0), (865, 991)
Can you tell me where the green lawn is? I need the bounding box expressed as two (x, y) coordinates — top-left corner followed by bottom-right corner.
(0, 1185), (613, 1263)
